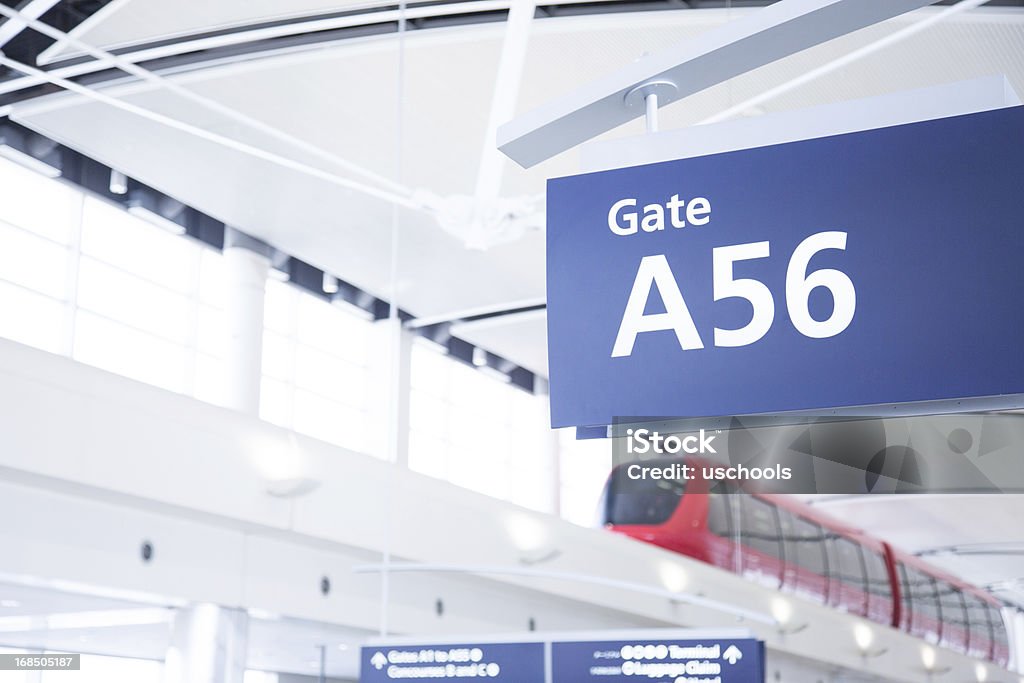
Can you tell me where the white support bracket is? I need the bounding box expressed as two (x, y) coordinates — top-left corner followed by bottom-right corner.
(497, 0), (941, 168)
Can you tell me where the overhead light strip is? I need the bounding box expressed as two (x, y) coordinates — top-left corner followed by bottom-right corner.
(0, 3), (412, 199)
(0, 53), (426, 212)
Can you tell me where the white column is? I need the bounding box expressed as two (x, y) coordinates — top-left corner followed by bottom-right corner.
(163, 603), (248, 683)
(535, 377), (562, 516)
(164, 228), (263, 681)
(367, 318), (413, 465)
(545, 426), (562, 517)
(220, 229), (271, 416)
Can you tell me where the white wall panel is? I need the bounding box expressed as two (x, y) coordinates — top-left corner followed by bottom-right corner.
(0, 338), (1013, 681)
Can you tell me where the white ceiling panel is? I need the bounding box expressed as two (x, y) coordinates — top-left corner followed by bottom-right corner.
(39, 0), (400, 64)
(450, 309), (549, 376)
(7, 6), (1024, 367)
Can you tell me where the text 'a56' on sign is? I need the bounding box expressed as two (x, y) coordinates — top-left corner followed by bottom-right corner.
(545, 106), (1024, 429)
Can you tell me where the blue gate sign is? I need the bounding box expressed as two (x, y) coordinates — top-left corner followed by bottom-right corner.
(360, 642), (545, 681)
(545, 106), (1024, 428)
(552, 637), (765, 682)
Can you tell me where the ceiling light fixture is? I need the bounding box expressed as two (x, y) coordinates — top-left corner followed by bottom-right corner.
(921, 645), (936, 670)
(0, 142), (60, 177)
(265, 477), (321, 498)
(127, 204), (186, 235)
(504, 512), (552, 555)
(853, 622), (886, 659)
(108, 169), (128, 195)
(918, 645), (951, 676)
(269, 251), (291, 282)
(322, 273), (339, 294)
(770, 597), (791, 625)
(126, 191), (187, 235)
(246, 607), (279, 620)
(0, 125), (61, 178)
(853, 622), (874, 652)
(657, 561), (688, 593)
(771, 598), (808, 636)
(478, 366), (511, 383)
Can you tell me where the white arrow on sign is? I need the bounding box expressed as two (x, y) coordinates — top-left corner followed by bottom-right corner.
(371, 652), (387, 670)
(722, 645), (743, 665)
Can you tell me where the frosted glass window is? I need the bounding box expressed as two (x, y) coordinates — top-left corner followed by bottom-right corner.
(449, 444), (508, 501)
(0, 280), (67, 354)
(193, 352), (227, 404)
(559, 430), (613, 527)
(411, 341), (452, 392)
(409, 387), (448, 437)
(0, 222), (72, 299)
(0, 160), (229, 404)
(0, 161), (77, 357)
(408, 430), (449, 480)
(296, 294), (370, 357)
(449, 408), (493, 448)
(196, 304), (226, 358)
(292, 389), (367, 453)
(73, 311), (190, 393)
(0, 157), (80, 244)
(263, 280), (297, 334)
(76, 258), (194, 345)
(197, 249), (227, 308)
(259, 376), (293, 428)
(0, 159), (228, 409)
(293, 346), (365, 407)
(409, 338), (555, 513)
(80, 196), (197, 293)
(261, 330), (294, 381)
(259, 281), (373, 453)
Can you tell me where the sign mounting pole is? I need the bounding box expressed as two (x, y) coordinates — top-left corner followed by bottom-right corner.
(497, 0), (941, 168)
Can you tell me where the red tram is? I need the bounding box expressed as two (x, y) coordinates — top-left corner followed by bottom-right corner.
(599, 457), (1010, 666)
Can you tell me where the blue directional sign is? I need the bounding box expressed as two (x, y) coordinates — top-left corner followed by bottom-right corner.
(359, 642), (544, 682)
(552, 637), (765, 682)
(545, 106), (1024, 428)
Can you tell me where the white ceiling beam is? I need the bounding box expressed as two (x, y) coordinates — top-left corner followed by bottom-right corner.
(580, 75), (1019, 172)
(0, 2), (412, 198)
(0, 54), (425, 210)
(0, 0), (61, 49)
(36, 1), (515, 69)
(475, 0), (536, 203)
(404, 298), (546, 329)
(497, 0), (942, 168)
(0, 2), (516, 97)
(698, 0), (992, 125)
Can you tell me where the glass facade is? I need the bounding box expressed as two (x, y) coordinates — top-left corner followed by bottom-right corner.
(0, 156), (600, 523)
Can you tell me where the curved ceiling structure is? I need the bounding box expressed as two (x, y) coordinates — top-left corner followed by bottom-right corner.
(2, 0), (1024, 615)
(3, 2), (1024, 324)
